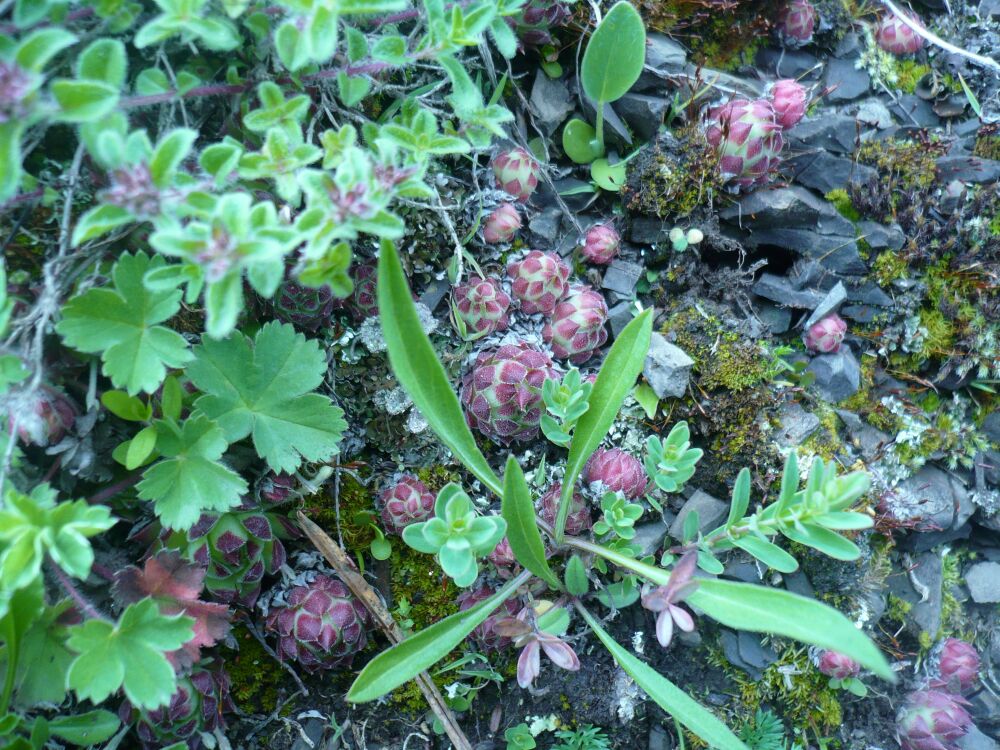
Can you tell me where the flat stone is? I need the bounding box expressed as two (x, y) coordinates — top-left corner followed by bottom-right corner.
(581, 98), (632, 148)
(602, 259), (643, 295)
(776, 402), (821, 448)
(786, 151), (878, 194)
(804, 282), (848, 329)
(784, 570), (815, 598)
(958, 727), (1000, 750)
(669, 489), (728, 540)
(720, 630), (778, 680)
(807, 346), (861, 402)
(840, 304), (881, 323)
(607, 301), (635, 339)
(983, 410), (1000, 443)
(529, 72), (574, 135)
(754, 300), (792, 334)
(824, 58), (871, 102)
(855, 98), (894, 129)
(888, 94), (939, 128)
(631, 520), (669, 558)
(616, 93), (669, 141)
(529, 206), (563, 242)
(891, 466), (964, 532)
(936, 155), (1000, 184)
(858, 220), (905, 250)
(755, 47), (821, 79)
(966, 562), (1000, 603)
(887, 551), (944, 638)
(785, 115), (859, 155)
(550, 178), (597, 211)
(837, 410), (890, 460)
(418, 278), (450, 312)
(628, 217), (671, 245)
(640, 33), (687, 81)
(753, 274), (825, 309)
(644, 333), (695, 399)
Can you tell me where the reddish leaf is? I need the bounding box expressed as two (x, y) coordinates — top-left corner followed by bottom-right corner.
(114, 550), (231, 670)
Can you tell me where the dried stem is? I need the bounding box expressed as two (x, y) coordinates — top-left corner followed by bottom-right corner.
(880, 0), (1000, 72)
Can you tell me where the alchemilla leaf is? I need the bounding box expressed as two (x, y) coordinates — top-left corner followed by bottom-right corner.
(66, 598), (194, 710)
(56, 252), (193, 395)
(187, 321), (347, 473)
(136, 414), (247, 531)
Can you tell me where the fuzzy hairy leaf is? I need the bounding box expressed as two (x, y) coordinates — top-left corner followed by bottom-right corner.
(66, 598), (194, 710)
(136, 415), (247, 531)
(186, 322), (347, 473)
(56, 253), (192, 395)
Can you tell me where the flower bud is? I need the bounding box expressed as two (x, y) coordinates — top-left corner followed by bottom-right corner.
(816, 650), (861, 679)
(493, 147), (540, 203)
(581, 224), (620, 265)
(804, 313), (847, 354)
(483, 203), (522, 244)
(771, 79), (809, 130)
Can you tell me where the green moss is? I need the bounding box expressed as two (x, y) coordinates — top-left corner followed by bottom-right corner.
(891, 60), (932, 94)
(917, 308), (956, 359)
(872, 251), (908, 286)
(660, 309), (767, 392)
(228, 626), (284, 712)
(973, 130), (1000, 161)
(307, 470), (377, 552)
(416, 465), (460, 494)
(886, 593), (913, 626)
(857, 139), (939, 194)
(800, 406), (844, 461)
(825, 189), (860, 222)
(730, 644), (843, 733)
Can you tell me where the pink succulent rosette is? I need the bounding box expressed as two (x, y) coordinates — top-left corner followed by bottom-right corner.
(538, 482), (592, 535)
(506, 250), (571, 315)
(542, 284), (609, 364)
(804, 313), (847, 353)
(705, 98), (784, 189)
(585, 448), (650, 500)
(461, 343), (559, 444)
(493, 147), (540, 202)
(379, 474), (435, 534)
(771, 79), (809, 130)
(452, 277), (512, 337)
(265, 575), (368, 672)
(776, 0), (816, 45)
(816, 650), (861, 679)
(931, 638), (980, 694)
(581, 224), (621, 265)
(896, 690), (972, 750)
(876, 11), (925, 55)
(483, 202), (522, 244)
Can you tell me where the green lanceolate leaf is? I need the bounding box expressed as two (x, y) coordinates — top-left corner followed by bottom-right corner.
(347, 570), (528, 702)
(501, 456), (560, 589)
(730, 535), (798, 573)
(725, 467), (751, 528)
(686, 579), (894, 681)
(580, 1), (646, 105)
(187, 322), (347, 474)
(557, 308), (652, 539)
(377, 240), (502, 496)
(579, 606), (749, 750)
(66, 598), (194, 710)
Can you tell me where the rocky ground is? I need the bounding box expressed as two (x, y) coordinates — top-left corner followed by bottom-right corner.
(218, 2), (1000, 748)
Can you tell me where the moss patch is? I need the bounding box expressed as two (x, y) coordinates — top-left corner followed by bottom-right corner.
(825, 188), (861, 222)
(228, 626), (284, 713)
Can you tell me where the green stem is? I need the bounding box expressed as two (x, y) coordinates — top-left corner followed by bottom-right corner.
(565, 536), (671, 586)
(0, 618), (17, 715)
(594, 102), (605, 155)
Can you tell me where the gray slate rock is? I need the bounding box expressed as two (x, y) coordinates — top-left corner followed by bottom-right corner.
(786, 151), (878, 194)
(755, 47), (821, 79)
(785, 115), (859, 155)
(966, 562), (1000, 603)
(644, 333), (694, 399)
(824, 58), (870, 102)
(602, 259), (643, 296)
(631, 520), (669, 558)
(529, 72), (574, 135)
(719, 187), (865, 274)
(616, 93), (669, 141)
(858, 220), (905, 250)
(529, 206), (563, 242)
(887, 551), (943, 638)
(628, 217), (671, 245)
(936, 155), (1000, 184)
(837, 410), (890, 460)
(720, 630), (778, 680)
(807, 347), (861, 402)
(754, 300), (792, 334)
(804, 281), (847, 329)
(983, 410), (1000, 443)
(419, 278), (451, 312)
(855, 99), (894, 129)
(753, 274), (825, 309)
(889, 94), (939, 128)
(892, 465), (963, 532)
(607, 301), (635, 340)
(776, 402), (821, 448)
(958, 727), (1000, 750)
(639, 33), (687, 84)
(669, 490), (727, 540)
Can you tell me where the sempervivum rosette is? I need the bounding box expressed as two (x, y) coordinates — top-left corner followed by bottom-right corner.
(452, 277), (511, 337)
(542, 284), (609, 364)
(538, 482), (592, 535)
(379, 473), (435, 534)
(804, 313), (847, 353)
(266, 574), (368, 672)
(776, 0), (816, 46)
(457, 586), (521, 651)
(272, 277), (339, 332)
(930, 638), (980, 694)
(771, 79), (809, 130)
(877, 10), (925, 55)
(585, 448), (649, 500)
(506, 250), (570, 315)
(492, 147), (539, 202)
(705, 98), (784, 190)
(461, 343), (559, 444)
(896, 690), (972, 750)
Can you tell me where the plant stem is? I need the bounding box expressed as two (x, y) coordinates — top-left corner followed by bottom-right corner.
(594, 101), (605, 154)
(564, 536), (671, 585)
(49, 561), (106, 621)
(0, 618), (16, 715)
(85, 470), (143, 505)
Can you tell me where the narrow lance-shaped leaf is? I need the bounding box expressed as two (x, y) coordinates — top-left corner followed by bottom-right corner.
(578, 605), (750, 750)
(557, 308), (652, 539)
(501, 456), (560, 589)
(347, 569), (530, 702)
(572, 538), (895, 681)
(377, 240), (502, 496)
